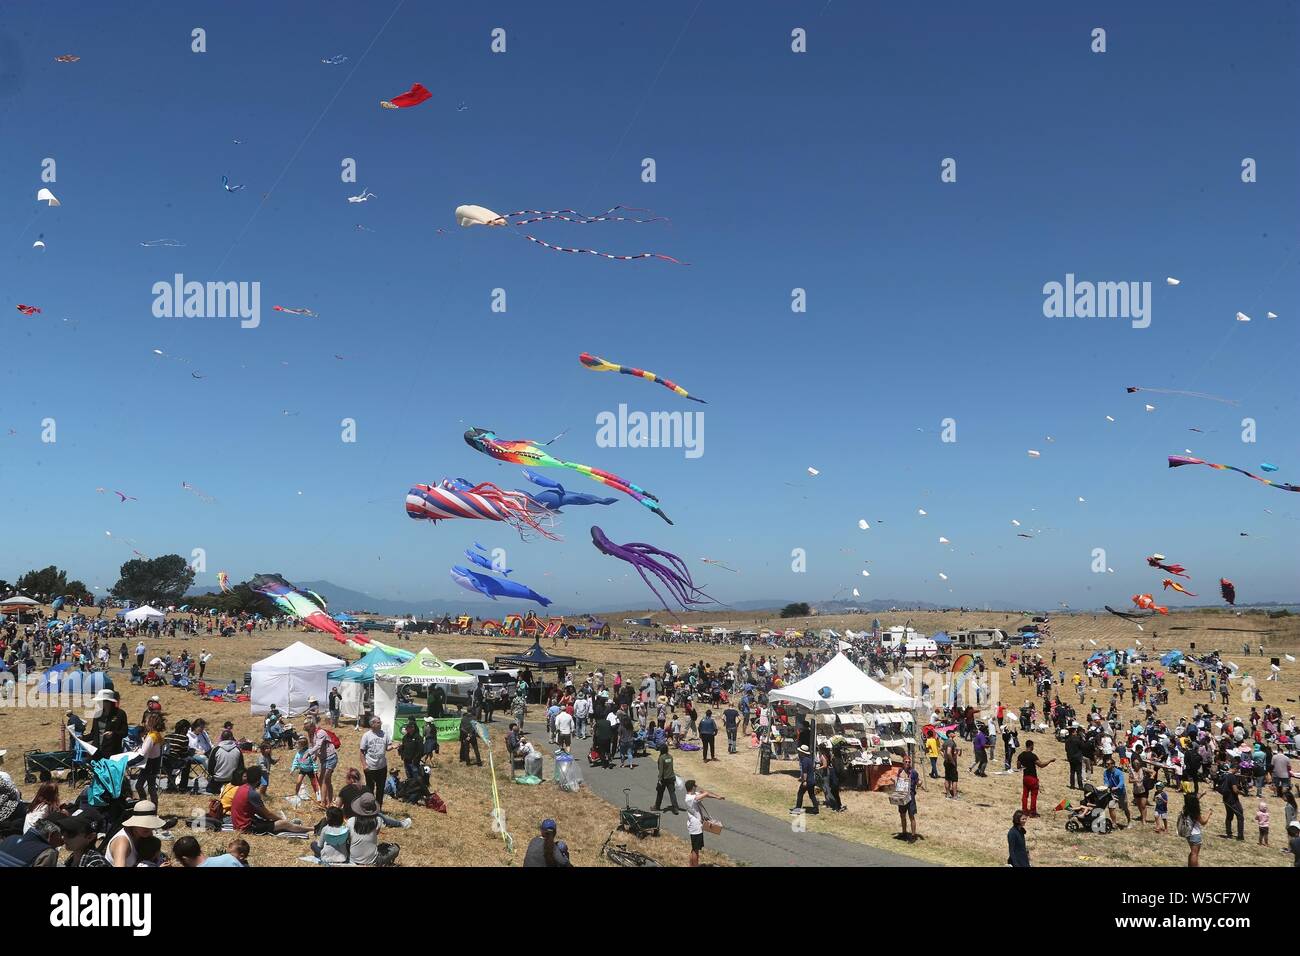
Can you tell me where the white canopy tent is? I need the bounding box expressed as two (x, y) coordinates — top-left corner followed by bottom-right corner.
(768, 652), (914, 710)
(250, 641), (344, 716)
(123, 605), (166, 624)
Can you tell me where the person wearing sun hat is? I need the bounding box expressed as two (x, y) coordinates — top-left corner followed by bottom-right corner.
(346, 792), (399, 866)
(107, 800), (166, 867)
(793, 744), (819, 814)
(88, 688), (128, 758)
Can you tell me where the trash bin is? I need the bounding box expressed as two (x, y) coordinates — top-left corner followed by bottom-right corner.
(759, 744), (771, 775)
(525, 751), (543, 778)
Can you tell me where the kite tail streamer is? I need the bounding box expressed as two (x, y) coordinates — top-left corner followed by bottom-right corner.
(504, 205), (667, 226)
(517, 232), (687, 264)
(1168, 455), (1300, 492)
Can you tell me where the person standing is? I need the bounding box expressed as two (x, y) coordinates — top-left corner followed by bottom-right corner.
(972, 724), (989, 777)
(459, 710), (483, 766)
(698, 710), (718, 762)
(652, 744), (681, 814)
(359, 717), (393, 806)
(1007, 810), (1030, 867)
(895, 754), (921, 842)
(1016, 739), (1053, 817)
(942, 736), (961, 799)
(793, 744), (819, 814)
(554, 707), (574, 753)
(684, 779), (723, 867)
(1220, 763), (1244, 841)
(924, 730), (941, 778)
(1103, 759), (1131, 828)
(722, 703), (741, 754)
(1181, 792), (1211, 867)
(1065, 725), (1084, 790)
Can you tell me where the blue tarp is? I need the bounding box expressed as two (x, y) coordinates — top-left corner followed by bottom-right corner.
(932, 632), (953, 644)
(1160, 650), (1184, 667)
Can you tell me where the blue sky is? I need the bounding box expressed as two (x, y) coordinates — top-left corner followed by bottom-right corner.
(0, 1), (1295, 610)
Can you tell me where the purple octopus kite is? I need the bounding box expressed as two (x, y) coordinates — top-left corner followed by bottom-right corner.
(590, 525), (716, 613)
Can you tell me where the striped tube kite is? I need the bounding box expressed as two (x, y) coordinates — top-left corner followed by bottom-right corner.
(465, 428), (671, 524)
(406, 479), (558, 540)
(454, 204), (685, 264)
(1161, 579), (1197, 597)
(1168, 455), (1300, 492)
(248, 573), (345, 641)
(579, 352), (706, 403)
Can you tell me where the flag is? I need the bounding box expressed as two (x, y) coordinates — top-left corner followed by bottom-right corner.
(1053, 799), (1072, 812)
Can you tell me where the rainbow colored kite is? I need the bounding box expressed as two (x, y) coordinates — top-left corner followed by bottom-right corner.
(248, 573), (345, 641)
(1168, 455), (1300, 492)
(948, 652), (979, 706)
(465, 428), (671, 524)
(579, 353), (706, 404)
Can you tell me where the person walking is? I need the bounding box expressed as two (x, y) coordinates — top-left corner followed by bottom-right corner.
(652, 743), (681, 814)
(1007, 810), (1030, 867)
(698, 710), (718, 762)
(793, 744), (819, 814)
(723, 703), (741, 754)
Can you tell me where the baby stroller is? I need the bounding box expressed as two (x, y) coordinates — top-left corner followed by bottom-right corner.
(1065, 784), (1114, 833)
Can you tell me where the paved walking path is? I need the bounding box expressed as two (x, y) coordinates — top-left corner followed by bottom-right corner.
(523, 723), (931, 867)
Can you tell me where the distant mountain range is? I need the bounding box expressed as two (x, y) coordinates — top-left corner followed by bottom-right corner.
(188, 579), (789, 618)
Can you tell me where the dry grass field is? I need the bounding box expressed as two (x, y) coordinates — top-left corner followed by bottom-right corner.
(4, 603), (1298, 867)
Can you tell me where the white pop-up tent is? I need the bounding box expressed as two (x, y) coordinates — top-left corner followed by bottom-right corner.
(250, 641), (344, 716)
(123, 605), (166, 624)
(768, 652), (914, 710)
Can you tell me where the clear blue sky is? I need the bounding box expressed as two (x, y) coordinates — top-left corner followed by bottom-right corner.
(1, 1), (1296, 610)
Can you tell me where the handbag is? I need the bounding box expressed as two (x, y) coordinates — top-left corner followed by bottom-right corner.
(701, 805), (723, 835)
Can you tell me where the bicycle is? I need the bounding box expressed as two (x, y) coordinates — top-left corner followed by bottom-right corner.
(601, 828), (662, 867)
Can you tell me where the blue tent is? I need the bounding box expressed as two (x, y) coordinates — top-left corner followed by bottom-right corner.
(328, 646), (404, 682)
(932, 631), (953, 645)
(1160, 649), (1184, 667)
(333, 612), (355, 623)
(37, 665), (114, 695)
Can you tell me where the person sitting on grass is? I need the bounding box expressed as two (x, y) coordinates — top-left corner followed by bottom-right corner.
(346, 793), (399, 867)
(311, 806), (351, 865)
(230, 766), (311, 836)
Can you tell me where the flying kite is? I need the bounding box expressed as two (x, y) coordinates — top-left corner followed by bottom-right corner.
(1126, 386), (1238, 405)
(321, 54), (348, 65)
(217, 571), (231, 593)
(1161, 579), (1197, 597)
(1106, 605), (1157, 622)
(454, 204), (685, 263)
(36, 188), (59, 206)
(140, 239), (185, 247)
(347, 189), (376, 203)
(97, 488), (136, 502)
(54, 54), (80, 62)
(519, 469), (617, 511)
(578, 353), (706, 403)
(858, 519), (870, 530)
(1236, 312), (1250, 322)
(33, 235), (45, 250)
(16, 304), (41, 315)
(807, 467), (820, 477)
(273, 306), (318, 318)
(1220, 578), (1236, 606)
(464, 549), (510, 575)
(700, 558), (738, 573)
(1146, 554), (1189, 578)
(1168, 455), (1300, 492)
(1132, 594), (1168, 615)
(450, 565), (551, 607)
(406, 479), (558, 540)
(1260, 463), (1279, 473)
(1165, 277), (1180, 286)
(1266, 312), (1278, 319)
(248, 573), (344, 640)
(380, 83), (432, 109)
(221, 176), (245, 193)
(1027, 450), (1041, 458)
(465, 427), (671, 523)
(590, 526), (714, 613)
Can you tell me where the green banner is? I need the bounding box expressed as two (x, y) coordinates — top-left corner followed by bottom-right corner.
(392, 715), (462, 742)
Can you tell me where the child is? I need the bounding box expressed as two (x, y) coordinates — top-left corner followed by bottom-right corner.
(1257, 800), (1270, 846)
(258, 742), (276, 797)
(135, 835), (165, 867)
(225, 838), (250, 865)
(1153, 783), (1169, 833)
(312, 806), (350, 864)
(384, 767), (400, 798)
(290, 738), (320, 802)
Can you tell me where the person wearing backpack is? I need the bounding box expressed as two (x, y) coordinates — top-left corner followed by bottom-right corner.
(1219, 763), (1244, 841)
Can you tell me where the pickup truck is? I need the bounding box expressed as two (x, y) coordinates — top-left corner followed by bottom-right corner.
(444, 659), (520, 708)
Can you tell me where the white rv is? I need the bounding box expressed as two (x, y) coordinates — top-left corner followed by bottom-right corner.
(951, 628), (1010, 650)
(878, 626), (921, 650)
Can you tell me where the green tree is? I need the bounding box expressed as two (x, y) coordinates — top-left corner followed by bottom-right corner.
(65, 581), (90, 602)
(16, 565), (68, 601)
(111, 555), (195, 606)
(780, 602), (811, 619)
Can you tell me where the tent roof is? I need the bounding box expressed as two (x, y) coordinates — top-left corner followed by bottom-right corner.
(124, 605), (165, 621)
(377, 648), (477, 688)
(768, 652), (914, 710)
(328, 646), (405, 681)
(252, 641), (344, 672)
(493, 638), (576, 669)
(0, 595), (41, 607)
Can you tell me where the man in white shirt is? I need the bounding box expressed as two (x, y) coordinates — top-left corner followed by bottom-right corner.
(359, 717), (394, 808)
(574, 695), (591, 739)
(683, 779), (724, 867)
(555, 709), (575, 753)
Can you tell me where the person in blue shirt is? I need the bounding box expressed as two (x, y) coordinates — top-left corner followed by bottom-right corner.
(698, 710), (718, 762)
(722, 706), (741, 753)
(1007, 810), (1030, 867)
(1103, 760), (1131, 829)
(972, 727), (989, 777)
